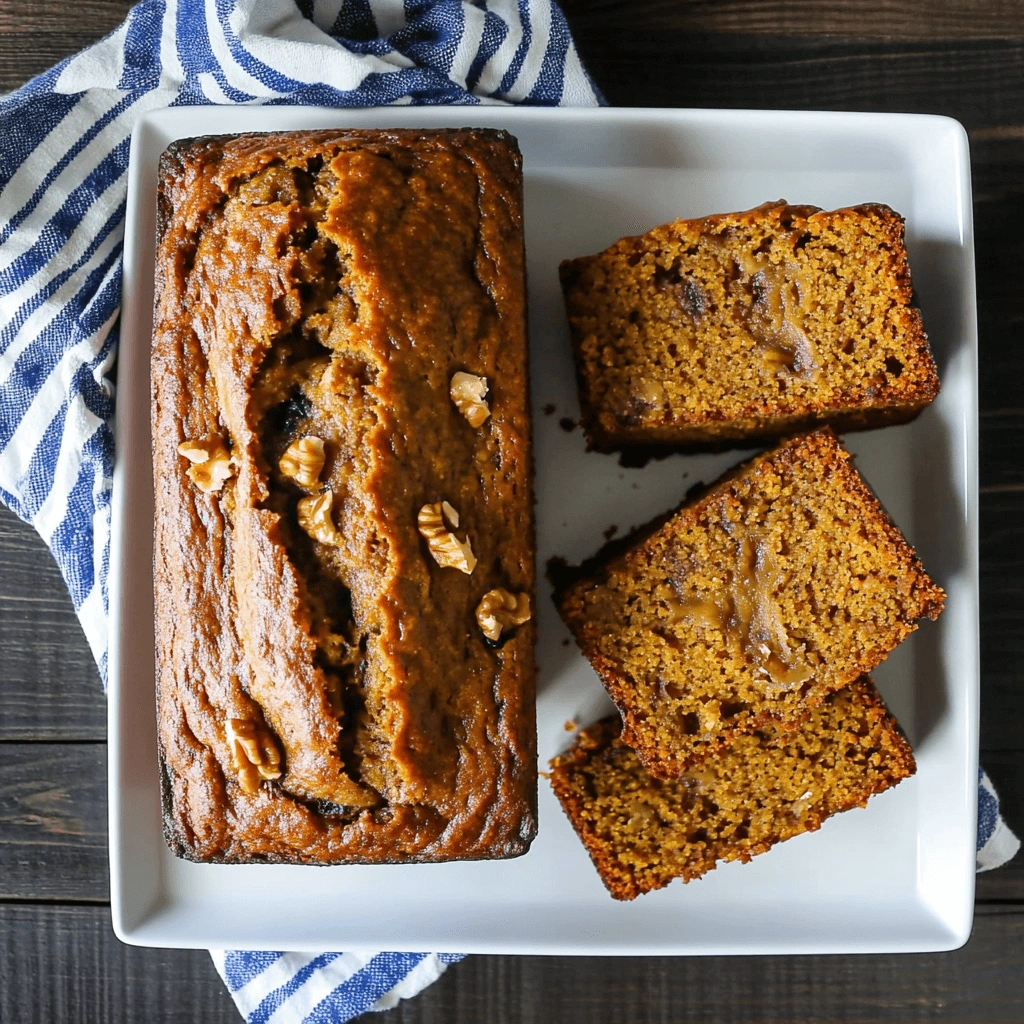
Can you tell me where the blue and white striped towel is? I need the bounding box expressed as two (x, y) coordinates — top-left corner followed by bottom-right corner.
(0, 2), (1016, 1021)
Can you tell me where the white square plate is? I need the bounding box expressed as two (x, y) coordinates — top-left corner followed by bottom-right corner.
(111, 105), (979, 954)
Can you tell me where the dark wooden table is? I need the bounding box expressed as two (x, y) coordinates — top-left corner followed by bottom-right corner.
(2, 2), (1022, 1021)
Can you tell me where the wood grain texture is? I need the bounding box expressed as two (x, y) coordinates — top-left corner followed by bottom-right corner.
(0, 506), (104, 741)
(568, 31), (1024, 122)
(0, 745), (107, 902)
(0, 904), (1022, 1024)
(0, 0), (134, 92)
(561, 0), (1024, 42)
(0, 905), (238, 1024)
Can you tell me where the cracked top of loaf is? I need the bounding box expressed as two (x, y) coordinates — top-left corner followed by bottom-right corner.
(152, 128), (536, 863)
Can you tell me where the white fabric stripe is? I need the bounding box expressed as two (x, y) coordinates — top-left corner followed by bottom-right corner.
(0, 89), (127, 271)
(235, 0), (403, 90)
(159, 0), (186, 89)
(558, 41), (595, 106)
(207, 0), (287, 98)
(311, 0), (344, 34)
(385, 48), (415, 70)
(198, 72), (233, 104)
(368, 0), (406, 38)
(0, 87), (167, 279)
(0, 219), (122, 390)
(264, 953), (375, 1024)
(474, 0), (523, 96)
(0, 258), (120, 493)
(448, 3), (487, 87)
(978, 816), (1022, 871)
(503, 0), (551, 102)
(369, 955), (452, 1012)
(53, 18), (130, 94)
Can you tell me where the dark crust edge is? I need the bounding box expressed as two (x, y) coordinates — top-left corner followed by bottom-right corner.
(553, 428), (944, 780)
(548, 678), (916, 901)
(558, 201), (941, 454)
(153, 128), (536, 865)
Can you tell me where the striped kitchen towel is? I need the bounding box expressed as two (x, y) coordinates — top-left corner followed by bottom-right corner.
(0, 2), (1017, 1022)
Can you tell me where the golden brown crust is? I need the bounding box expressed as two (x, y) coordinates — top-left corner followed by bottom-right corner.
(556, 429), (944, 779)
(153, 129), (536, 864)
(549, 677), (916, 900)
(560, 201), (940, 452)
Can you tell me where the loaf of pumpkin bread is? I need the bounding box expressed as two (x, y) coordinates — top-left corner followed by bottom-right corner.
(152, 129), (536, 863)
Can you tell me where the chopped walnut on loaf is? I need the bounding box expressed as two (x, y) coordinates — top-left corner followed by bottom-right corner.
(177, 435), (235, 492)
(298, 489), (341, 546)
(225, 718), (282, 794)
(476, 588), (531, 641)
(450, 372), (490, 428)
(418, 501), (477, 573)
(279, 435), (326, 490)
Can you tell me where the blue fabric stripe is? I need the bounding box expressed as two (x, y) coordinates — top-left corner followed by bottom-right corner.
(119, 0), (167, 92)
(978, 767), (998, 851)
(395, 1), (463, 76)
(15, 321), (116, 523)
(497, 0), (531, 95)
(176, 0), (257, 102)
(303, 954), (429, 1024)
(248, 953), (343, 1024)
(221, 951), (285, 993)
(0, 197), (122, 370)
(526, 0), (569, 104)
(48, 422), (108, 604)
(333, 0), (378, 40)
(466, 7), (508, 93)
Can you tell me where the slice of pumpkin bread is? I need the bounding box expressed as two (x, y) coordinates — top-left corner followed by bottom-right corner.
(549, 677), (916, 900)
(560, 200), (939, 452)
(555, 429), (944, 778)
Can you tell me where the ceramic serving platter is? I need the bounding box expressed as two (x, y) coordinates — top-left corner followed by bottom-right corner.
(110, 105), (978, 953)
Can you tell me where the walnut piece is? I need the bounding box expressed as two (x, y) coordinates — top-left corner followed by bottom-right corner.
(450, 371), (490, 428)
(476, 588), (531, 641)
(279, 435), (326, 490)
(225, 718), (282, 794)
(297, 489), (341, 546)
(177, 435), (235, 493)
(417, 501), (477, 574)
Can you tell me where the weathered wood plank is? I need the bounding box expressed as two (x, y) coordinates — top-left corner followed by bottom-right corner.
(0, 904), (238, 1024)
(0, 903), (1022, 1024)
(0, 506), (104, 741)
(0, 745), (107, 902)
(564, 29), (1024, 125)
(0, 0), (134, 92)
(561, 0), (1024, 42)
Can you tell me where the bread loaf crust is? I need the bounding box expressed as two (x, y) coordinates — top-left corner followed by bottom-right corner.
(153, 129), (536, 863)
